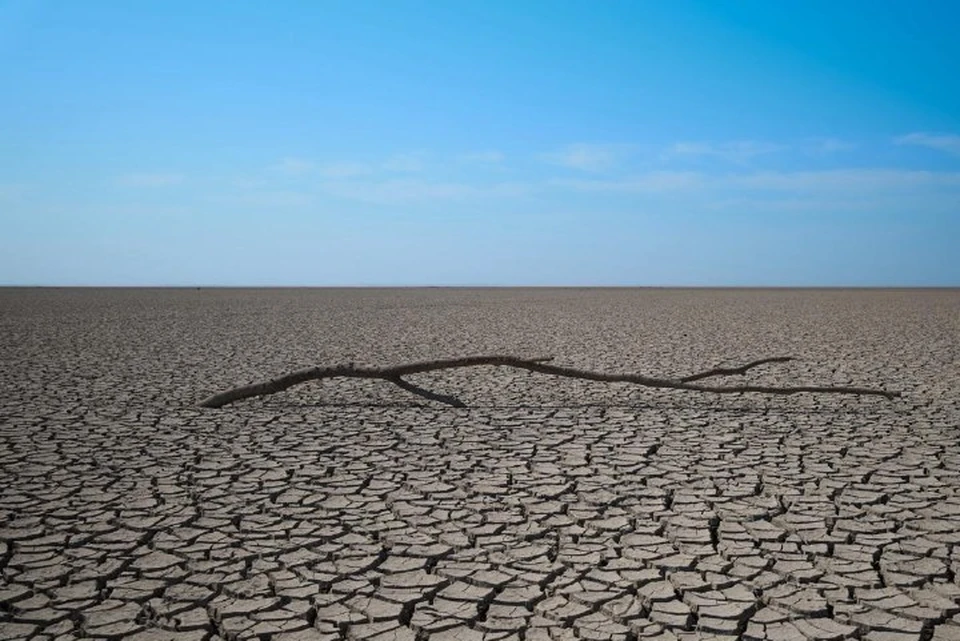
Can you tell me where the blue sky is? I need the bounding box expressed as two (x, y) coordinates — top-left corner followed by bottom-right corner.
(2, 1), (959, 286)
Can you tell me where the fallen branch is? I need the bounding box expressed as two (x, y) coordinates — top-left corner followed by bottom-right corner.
(199, 355), (899, 408)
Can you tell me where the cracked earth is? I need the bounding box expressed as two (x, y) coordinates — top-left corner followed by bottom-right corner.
(1, 288), (959, 641)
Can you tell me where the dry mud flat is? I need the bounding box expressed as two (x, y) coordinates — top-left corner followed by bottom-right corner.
(1, 288), (959, 641)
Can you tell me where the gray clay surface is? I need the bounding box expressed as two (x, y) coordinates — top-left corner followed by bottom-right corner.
(1, 287), (959, 640)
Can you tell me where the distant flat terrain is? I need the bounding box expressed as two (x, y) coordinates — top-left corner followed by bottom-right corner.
(1, 287), (959, 641)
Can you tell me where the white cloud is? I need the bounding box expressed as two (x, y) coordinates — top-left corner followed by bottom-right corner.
(77, 203), (196, 217)
(232, 177), (268, 189)
(726, 169), (960, 191)
(213, 189), (313, 208)
(117, 173), (184, 187)
(541, 144), (632, 172)
(895, 132), (960, 156)
(324, 179), (469, 203)
(556, 171), (704, 192)
(460, 151), (505, 164)
(317, 162), (370, 178)
(806, 137), (857, 154)
(273, 157), (317, 175)
(271, 157), (370, 178)
(320, 179), (529, 204)
(704, 196), (868, 213)
(383, 153), (425, 172)
(485, 181), (532, 197)
(668, 142), (712, 156)
(555, 168), (960, 201)
(667, 140), (785, 163)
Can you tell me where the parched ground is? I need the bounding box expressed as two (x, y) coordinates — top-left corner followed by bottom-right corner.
(1, 288), (959, 641)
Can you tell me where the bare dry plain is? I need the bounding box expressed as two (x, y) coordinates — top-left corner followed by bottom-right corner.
(2, 287), (959, 641)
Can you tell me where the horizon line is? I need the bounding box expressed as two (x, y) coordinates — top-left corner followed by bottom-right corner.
(2, 284), (958, 290)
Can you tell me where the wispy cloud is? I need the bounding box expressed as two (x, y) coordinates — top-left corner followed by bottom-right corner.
(895, 132), (960, 156)
(272, 157), (370, 178)
(117, 173), (184, 187)
(250, 150), (960, 210)
(704, 195), (892, 214)
(667, 140), (785, 163)
(270, 158), (374, 180)
(555, 171), (703, 192)
(805, 137), (857, 154)
(557, 168), (960, 197)
(460, 150), (505, 164)
(320, 179), (529, 204)
(272, 157), (317, 175)
(383, 153), (425, 173)
(214, 189), (313, 208)
(541, 144), (632, 172)
(317, 162), (370, 178)
(726, 168), (960, 191)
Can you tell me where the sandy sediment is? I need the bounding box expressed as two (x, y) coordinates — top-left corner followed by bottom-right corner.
(1, 287), (959, 640)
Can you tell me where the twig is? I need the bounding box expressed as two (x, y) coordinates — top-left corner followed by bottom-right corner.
(199, 354), (899, 408)
(679, 356), (796, 382)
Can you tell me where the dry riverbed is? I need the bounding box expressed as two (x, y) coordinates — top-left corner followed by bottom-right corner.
(1, 287), (958, 641)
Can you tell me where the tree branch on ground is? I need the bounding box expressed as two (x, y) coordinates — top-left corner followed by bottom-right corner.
(199, 355), (900, 408)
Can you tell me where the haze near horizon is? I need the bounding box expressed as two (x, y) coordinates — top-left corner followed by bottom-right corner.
(2, 1), (958, 286)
